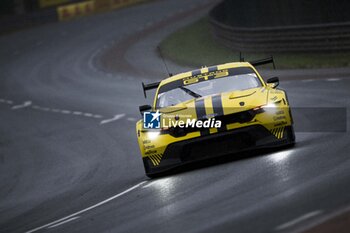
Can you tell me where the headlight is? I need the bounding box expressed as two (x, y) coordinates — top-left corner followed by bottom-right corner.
(147, 131), (160, 139)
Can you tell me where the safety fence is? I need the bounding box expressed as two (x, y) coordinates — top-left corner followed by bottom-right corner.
(209, 2), (350, 53)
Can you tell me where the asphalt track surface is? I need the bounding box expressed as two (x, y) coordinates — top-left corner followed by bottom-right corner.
(1, 0), (350, 232)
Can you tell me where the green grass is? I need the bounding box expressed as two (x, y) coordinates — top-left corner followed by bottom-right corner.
(160, 17), (350, 69)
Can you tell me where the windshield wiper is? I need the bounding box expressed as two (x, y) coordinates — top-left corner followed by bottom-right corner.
(179, 86), (202, 98)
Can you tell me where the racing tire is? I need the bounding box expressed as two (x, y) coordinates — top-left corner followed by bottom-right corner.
(285, 125), (296, 146)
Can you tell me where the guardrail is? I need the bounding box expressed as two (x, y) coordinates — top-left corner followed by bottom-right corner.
(209, 4), (350, 53)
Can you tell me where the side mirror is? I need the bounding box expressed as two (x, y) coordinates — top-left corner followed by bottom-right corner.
(267, 77), (279, 88)
(139, 105), (152, 115)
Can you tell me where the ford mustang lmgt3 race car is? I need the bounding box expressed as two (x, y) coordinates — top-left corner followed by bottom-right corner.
(136, 57), (295, 177)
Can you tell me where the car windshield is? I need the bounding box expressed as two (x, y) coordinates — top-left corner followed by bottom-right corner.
(157, 69), (262, 108)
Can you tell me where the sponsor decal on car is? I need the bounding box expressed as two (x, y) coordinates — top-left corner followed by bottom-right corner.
(143, 111), (162, 129)
(143, 111), (222, 129)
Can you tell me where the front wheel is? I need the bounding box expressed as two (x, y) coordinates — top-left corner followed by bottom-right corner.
(285, 125), (296, 146)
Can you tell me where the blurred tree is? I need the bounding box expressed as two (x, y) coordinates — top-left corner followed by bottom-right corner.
(0, 0), (15, 15)
(24, 0), (40, 12)
(14, 0), (25, 14)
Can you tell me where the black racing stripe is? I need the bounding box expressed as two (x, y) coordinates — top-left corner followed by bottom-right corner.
(195, 99), (210, 136)
(207, 66), (218, 72)
(212, 95), (224, 116)
(212, 94), (226, 132)
(192, 69), (202, 76)
(195, 99), (206, 119)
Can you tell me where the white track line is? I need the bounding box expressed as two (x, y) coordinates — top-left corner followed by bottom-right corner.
(61, 110), (71, 114)
(12, 101), (32, 110)
(47, 216), (80, 229)
(33, 106), (50, 111)
(301, 79), (314, 83)
(2, 98), (107, 123)
(25, 181), (147, 233)
(100, 114), (125, 125)
(142, 181), (155, 189)
(0, 99), (14, 105)
(275, 210), (323, 231)
(326, 78), (341, 82)
(127, 117), (137, 122)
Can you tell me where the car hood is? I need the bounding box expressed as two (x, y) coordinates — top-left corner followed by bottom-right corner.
(160, 87), (269, 120)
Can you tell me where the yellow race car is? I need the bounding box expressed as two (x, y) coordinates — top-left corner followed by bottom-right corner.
(136, 57), (295, 177)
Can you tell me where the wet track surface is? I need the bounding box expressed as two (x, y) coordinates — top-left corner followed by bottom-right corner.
(1, 0), (350, 232)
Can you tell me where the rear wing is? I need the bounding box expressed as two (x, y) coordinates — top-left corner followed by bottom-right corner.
(250, 56), (276, 69)
(142, 81), (160, 98)
(141, 56), (275, 98)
